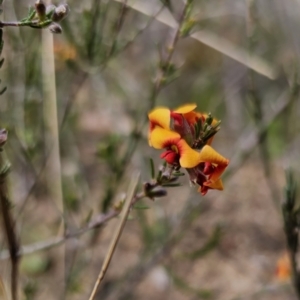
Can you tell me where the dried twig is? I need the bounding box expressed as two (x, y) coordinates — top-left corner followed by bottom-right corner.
(0, 210), (116, 260)
(88, 173), (140, 300)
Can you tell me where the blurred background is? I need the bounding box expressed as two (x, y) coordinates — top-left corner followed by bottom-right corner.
(0, 0), (300, 299)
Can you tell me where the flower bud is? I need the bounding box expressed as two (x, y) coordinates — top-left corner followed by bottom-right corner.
(148, 188), (167, 199)
(46, 4), (56, 17)
(52, 4), (70, 22)
(49, 23), (62, 34)
(205, 113), (213, 126)
(35, 0), (46, 20)
(144, 182), (167, 200)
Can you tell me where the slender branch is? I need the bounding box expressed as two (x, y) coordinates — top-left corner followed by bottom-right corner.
(0, 130), (19, 300)
(0, 191), (145, 261)
(107, 0), (128, 57)
(88, 173), (140, 300)
(108, 193), (204, 300)
(86, 0), (102, 61)
(149, 1), (190, 109)
(0, 20), (52, 28)
(0, 210), (118, 260)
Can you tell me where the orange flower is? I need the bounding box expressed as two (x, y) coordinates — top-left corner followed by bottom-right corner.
(148, 103), (197, 130)
(149, 126), (229, 195)
(148, 104), (229, 195)
(148, 104), (198, 146)
(187, 162), (225, 195)
(148, 104), (218, 147)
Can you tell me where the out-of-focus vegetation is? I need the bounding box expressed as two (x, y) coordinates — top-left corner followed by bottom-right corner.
(0, 0), (300, 299)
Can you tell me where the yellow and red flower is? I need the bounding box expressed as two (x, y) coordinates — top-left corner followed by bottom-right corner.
(149, 104), (217, 147)
(148, 104), (229, 195)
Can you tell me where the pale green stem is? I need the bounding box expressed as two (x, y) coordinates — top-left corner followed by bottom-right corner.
(41, 20), (64, 296)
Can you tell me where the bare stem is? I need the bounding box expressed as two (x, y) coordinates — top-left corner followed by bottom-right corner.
(0, 137), (19, 300)
(88, 173), (140, 300)
(0, 20), (51, 28)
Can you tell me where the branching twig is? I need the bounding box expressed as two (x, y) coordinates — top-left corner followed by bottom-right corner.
(0, 187), (148, 261)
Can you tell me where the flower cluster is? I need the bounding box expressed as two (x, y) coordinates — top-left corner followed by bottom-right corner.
(148, 104), (229, 195)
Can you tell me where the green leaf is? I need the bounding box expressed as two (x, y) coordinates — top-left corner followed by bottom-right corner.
(161, 182), (181, 187)
(149, 158), (155, 179)
(173, 171), (185, 177)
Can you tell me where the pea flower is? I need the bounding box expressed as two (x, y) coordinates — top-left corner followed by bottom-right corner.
(148, 104), (229, 195)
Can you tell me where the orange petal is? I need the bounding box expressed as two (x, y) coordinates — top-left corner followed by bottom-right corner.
(148, 107), (171, 130)
(177, 139), (202, 168)
(198, 145), (229, 166)
(173, 103), (197, 114)
(204, 178), (224, 190)
(182, 111), (202, 125)
(149, 127), (181, 149)
(198, 145), (229, 181)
